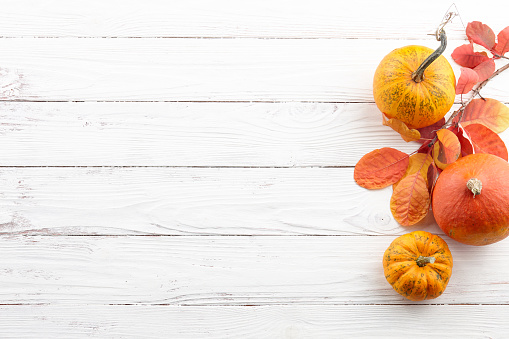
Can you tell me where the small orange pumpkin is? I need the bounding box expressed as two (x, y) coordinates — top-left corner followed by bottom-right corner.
(383, 231), (453, 301)
(373, 30), (456, 129)
(432, 153), (509, 246)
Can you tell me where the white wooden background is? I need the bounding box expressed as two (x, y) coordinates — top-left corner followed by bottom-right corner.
(1, 1), (509, 338)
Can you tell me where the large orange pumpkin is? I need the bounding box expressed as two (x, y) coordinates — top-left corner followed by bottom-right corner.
(373, 30), (456, 129)
(383, 231), (453, 301)
(432, 153), (509, 246)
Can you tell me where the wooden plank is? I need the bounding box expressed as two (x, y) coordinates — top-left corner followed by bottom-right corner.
(0, 304), (508, 338)
(1, 38), (508, 102)
(2, 102), (507, 167)
(0, 0), (502, 40)
(0, 101), (423, 167)
(0, 235), (509, 305)
(0, 167), (435, 235)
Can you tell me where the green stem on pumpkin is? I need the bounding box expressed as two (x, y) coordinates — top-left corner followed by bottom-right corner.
(416, 255), (436, 267)
(411, 30), (447, 83)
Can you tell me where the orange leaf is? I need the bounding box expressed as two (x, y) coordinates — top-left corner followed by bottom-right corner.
(435, 129), (461, 164)
(451, 43), (491, 68)
(383, 117), (421, 142)
(390, 174), (430, 226)
(463, 123), (508, 161)
(354, 148), (409, 189)
(473, 59), (495, 82)
(394, 153), (433, 188)
(466, 21), (496, 50)
(461, 98), (509, 133)
(456, 67), (479, 94)
(494, 26), (509, 56)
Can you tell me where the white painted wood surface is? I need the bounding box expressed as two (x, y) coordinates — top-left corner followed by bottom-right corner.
(1, 0), (509, 337)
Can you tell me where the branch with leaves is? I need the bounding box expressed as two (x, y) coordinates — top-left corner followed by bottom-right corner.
(355, 21), (509, 227)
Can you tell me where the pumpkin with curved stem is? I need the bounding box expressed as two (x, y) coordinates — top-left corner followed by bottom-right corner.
(432, 153), (509, 246)
(383, 231), (453, 301)
(373, 30), (456, 129)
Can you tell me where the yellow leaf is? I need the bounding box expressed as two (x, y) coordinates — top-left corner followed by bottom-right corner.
(394, 153), (433, 188)
(383, 116), (421, 142)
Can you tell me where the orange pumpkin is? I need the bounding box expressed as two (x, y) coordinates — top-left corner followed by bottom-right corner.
(373, 30), (456, 129)
(432, 153), (509, 246)
(383, 231), (453, 301)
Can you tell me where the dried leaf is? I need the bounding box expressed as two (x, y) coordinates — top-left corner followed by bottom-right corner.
(466, 21), (496, 50)
(383, 117), (421, 142)
(390, 174), (430, 226)
(394, 153), (433, 188)
(417, 118), (445, 142)
(461, 98), (509, 133)
(354, 148), (410, 189)
(473, 59), (495, 82)
(463, 123), (508, 161)
(456, 67), (479, 94)
(494, 26), (509, 56)
(451, 43), (491, 68)
(435, 129), (461, 164)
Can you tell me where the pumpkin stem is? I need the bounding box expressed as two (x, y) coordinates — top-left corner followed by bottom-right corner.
(416, 255), (436, 267)
(411, 30), (447, 83)
(467, 178), (482, 198)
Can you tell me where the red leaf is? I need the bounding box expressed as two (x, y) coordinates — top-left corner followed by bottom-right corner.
(461, 98), (509, 133)
(354, 148), (410, 189)
(473, 59), (495, 82)
(427, 163), (438, 194)
(463, 123), (508, 161)
(457, 125), (475, 156)
(466, 21), (496, 50)
(456, 67), (479, 94)
(417, 118), (445, 142)
(451, 43), (491, 68)
(494, 26), (509, 56)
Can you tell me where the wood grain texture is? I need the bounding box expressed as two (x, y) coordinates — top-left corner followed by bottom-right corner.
(0, 167), (438, 236)
(1, 235), (509, 305)
(0, 101), (422, 167)
(0, 0), (503, 40)
(0, 38), (508, 102)
(1, 304), (508, 338)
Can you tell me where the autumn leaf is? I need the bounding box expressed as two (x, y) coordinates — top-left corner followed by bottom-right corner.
(393, 153), (433, 188)
(461, 98), (509, 133)
(435, 129), (461, 164)
(463, 123), (509, 161)
(417, 118), (445, 141)
(457, 125), (475, 156)
(383, 117), (421, 142)
(354, 148), (410, 189)
(426, 163), (438, 193)
(494, 26), (509, 56)
(473, 59), (495, 82)
(451, 43), (491, 68)
(466, 21), (496, 50)
(390, 174), (430, 226)
(456, 67), (479, 94)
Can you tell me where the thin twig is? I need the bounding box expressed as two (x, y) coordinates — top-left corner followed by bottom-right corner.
(445, 61), (509, 128)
